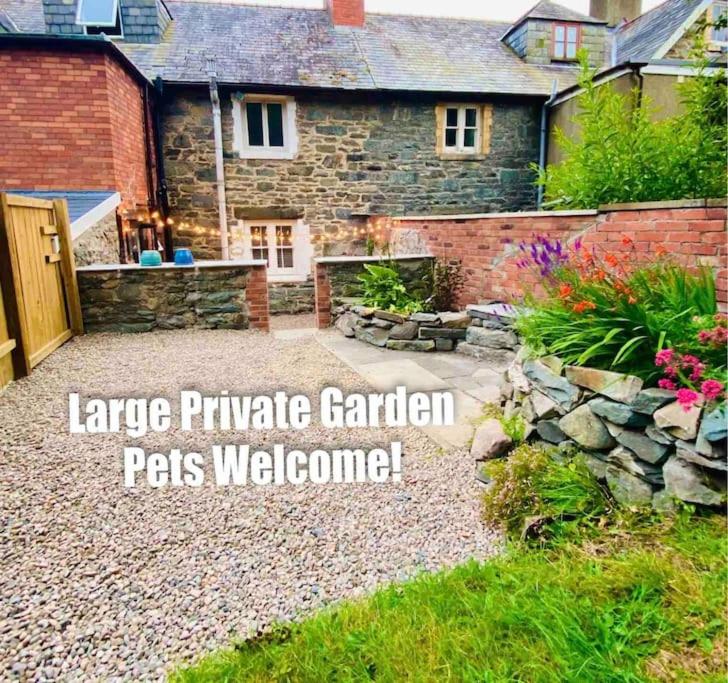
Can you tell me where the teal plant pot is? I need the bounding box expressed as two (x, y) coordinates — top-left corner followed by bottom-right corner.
(140, 250), (162, 267)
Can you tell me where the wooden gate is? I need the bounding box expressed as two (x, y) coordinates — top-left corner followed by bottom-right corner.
(0, 193), (83, 388)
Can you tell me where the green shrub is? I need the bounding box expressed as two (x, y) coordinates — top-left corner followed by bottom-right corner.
(482, 444), (611, 538)
(357, 262), (423, 314)
(536, 54), (727, 208)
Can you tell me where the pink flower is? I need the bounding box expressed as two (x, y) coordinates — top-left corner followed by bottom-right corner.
(681, 354), (700, 367)
(689, 363), (705, 382)
(698, 330), (712, 344)
(658, 379), (677, 391)
(676, 388), (700, 411)
(655, 349), (674, 367)
(700, 379), (725, 401)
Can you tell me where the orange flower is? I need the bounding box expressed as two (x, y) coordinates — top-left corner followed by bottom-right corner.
(621, 235), (633, 246)
(572, 300), (597, 314)
(628, 295), (637, 304)
(655, 245), (667, 257)
(558, 283), (573, 299)
(605, 253), (619, 268)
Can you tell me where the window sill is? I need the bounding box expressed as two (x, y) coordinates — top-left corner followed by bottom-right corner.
(438, 152), (486, 161)
(237, 148), (297, 160)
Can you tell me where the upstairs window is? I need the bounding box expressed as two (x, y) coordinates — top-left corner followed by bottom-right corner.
(436, 104), (493, 158)
(553, 23), (579, 60)
(708, 1), (728, 48)
(76, 0), (123, 36)
(232, 95), (298, 160)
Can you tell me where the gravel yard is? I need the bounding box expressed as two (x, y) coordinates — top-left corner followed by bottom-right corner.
(0, 329), (499, 681)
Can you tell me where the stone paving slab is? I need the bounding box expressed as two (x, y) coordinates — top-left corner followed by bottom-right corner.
(317, 331), (505, 449)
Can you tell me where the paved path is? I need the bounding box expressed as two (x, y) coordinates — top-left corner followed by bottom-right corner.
(316, 331), (505, 449)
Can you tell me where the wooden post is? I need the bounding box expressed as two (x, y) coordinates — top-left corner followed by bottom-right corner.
(0, 193), (32, 378)
(53, 199), (84, 335)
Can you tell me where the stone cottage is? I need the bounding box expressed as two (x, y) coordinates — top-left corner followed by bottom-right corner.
(0, 0), (725, 310)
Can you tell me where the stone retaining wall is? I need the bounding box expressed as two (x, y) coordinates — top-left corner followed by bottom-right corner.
(473, 353), (727, 508)
(314, 255), (433, 328)
(390, 200), (728, 307)
(268, 280), (315, 315)
(73, 212), (121, 267)
(78, 261), (270, 333)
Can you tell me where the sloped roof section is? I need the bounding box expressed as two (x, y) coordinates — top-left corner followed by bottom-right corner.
(524, 0), (606, 24)
(615, 0), (710, 62)
(0, 0), (45, 32)
(5, 190), (119, 237)
(120, 1), (579, 95)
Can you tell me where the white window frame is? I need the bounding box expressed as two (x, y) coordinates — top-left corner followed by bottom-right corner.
(231, 219), (312, 282)
(553, 22), (579, 61)
(442, 105), (481, 154)
(76, 0), (124, 37)
(232, 94), (298, 160)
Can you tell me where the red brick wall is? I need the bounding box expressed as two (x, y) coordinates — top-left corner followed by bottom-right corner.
(314, 262), (332, 329)
(326, 0), (365, 26)
(391, 203), (728, 307)
(0, 47), (151, 213)
(247, 265), (271, 332)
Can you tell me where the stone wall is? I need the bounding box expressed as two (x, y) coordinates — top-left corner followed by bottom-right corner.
(474, 352), (727, 509)
(504, 19), (607, 66)
(391, 200), (728, 307)
(268, 280), (315, 315)
(313, 255), (434, 328)
(73, 212), (120, 266)
(162, 89), (542, 259)
(77, 262), (270, 333)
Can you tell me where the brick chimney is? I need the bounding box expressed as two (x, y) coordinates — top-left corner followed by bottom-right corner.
(590, 0), (642, 27)
(327, 0), (365, 27)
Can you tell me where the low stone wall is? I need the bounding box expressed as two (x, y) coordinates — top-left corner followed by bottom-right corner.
(473, 354), (727, 508)
(314, 255), (433, 328)
(269, 279), (315, 315)
(78, 260), (270, 333)
(389, 199), (728, 307)
(332, 302), (523, 365)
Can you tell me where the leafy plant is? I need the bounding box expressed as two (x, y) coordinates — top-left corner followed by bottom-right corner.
(536, 53), (727, 208)
(481, 444), (611, 538)
(425, 258), (465, 312)
(501, 412), (527, 445)
(357, 262), (423, 313)
(514, 237), (722, 382)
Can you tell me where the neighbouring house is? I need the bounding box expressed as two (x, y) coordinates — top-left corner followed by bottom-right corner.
(0, 0), (725, 310)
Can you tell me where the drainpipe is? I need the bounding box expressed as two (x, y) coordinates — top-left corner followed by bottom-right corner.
(207, 59), (230, 260)
(537, 79), (559, 209)
(153, 76), (170, 217)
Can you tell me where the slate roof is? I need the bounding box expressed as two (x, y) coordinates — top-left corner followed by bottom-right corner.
(6, 190), (117, 224)
(0, 0), (45, 32)
(118, 1), (579, 95)
(615, 0), (710, 62)
(521, 0), (605, 24)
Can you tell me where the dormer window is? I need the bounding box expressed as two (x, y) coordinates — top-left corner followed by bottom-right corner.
(76, 0), (123, 36)
(552, 23), (580, 60)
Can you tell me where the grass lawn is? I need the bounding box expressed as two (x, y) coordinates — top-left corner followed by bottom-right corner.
(172, 512), (726, 682)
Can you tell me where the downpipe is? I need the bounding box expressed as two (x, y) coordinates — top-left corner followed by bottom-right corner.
(208, 60), (230, 260)
(537, 79), (559, 209)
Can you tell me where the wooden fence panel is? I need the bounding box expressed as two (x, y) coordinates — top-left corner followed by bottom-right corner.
(0, 280), (15, 390)
(0, 193), (82, 383)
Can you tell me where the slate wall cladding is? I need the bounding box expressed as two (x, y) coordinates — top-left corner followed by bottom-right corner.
(162, 89), (542, 259)
(78, 263), (270, 333)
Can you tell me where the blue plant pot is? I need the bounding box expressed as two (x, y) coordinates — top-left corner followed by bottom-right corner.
(174, 248), (194, 266)
(140, 250), (162, 267)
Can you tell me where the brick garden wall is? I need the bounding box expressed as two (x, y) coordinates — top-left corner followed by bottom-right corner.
(161, 88), (542, 259)
(390, 200), (728, 307)
(0, 46), (153, 214)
